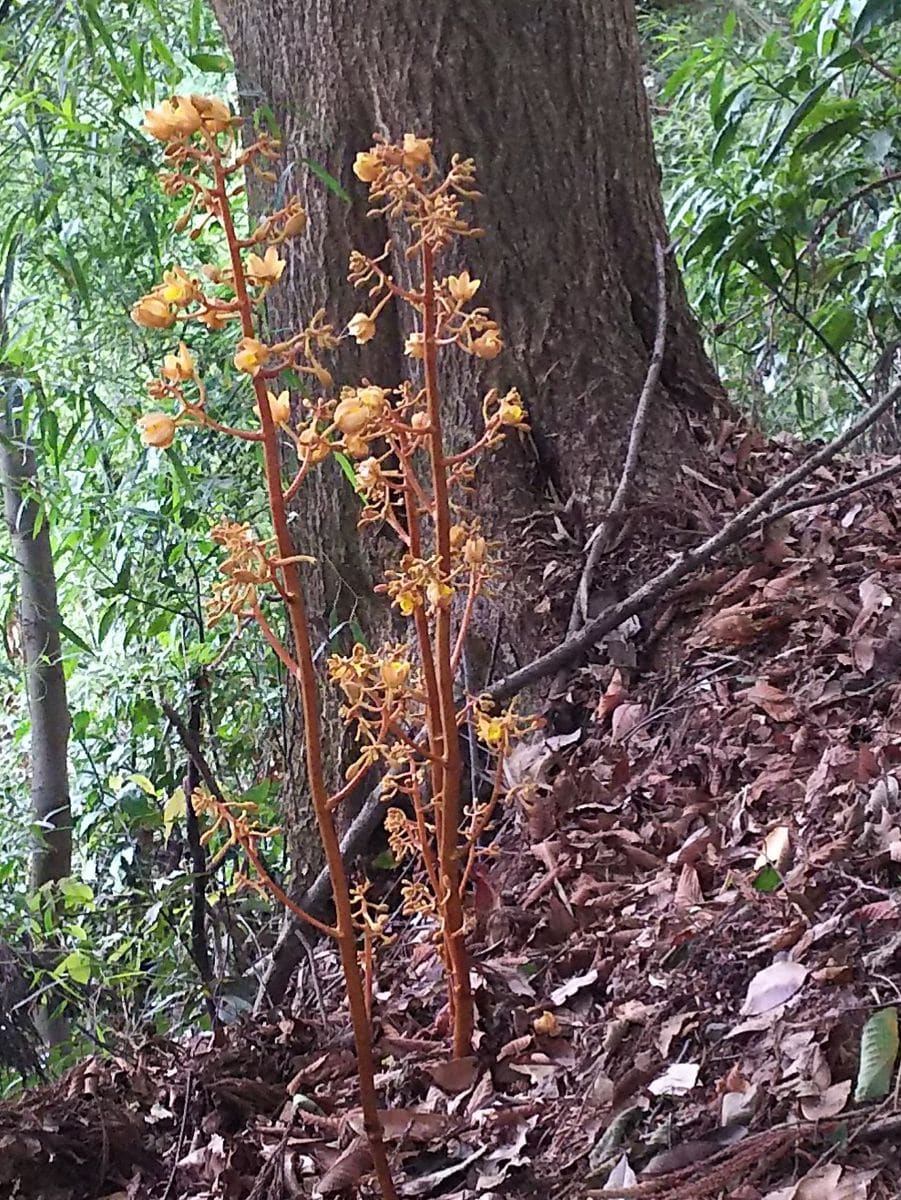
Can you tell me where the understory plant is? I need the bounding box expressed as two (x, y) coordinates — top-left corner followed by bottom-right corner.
(131, 95), (537, 1192)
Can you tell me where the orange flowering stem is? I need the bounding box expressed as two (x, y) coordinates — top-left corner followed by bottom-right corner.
(421, 242), (474, 1057)
(211, 145), (397, 1200)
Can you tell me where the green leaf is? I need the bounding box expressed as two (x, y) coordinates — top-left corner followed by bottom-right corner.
(303, 158), (351, 203)
(128, 773), (159, 797)
(163, 787), (186, 838)
(763, 78), (833, 169)
(795, 115), (863, 157)
(855, 1007), (899, 1101)
(853, 0), (901, 40)
(59, 622), (93, 654)
(820, 306), (856, 351)
(187, 52), (233, 73)
(58, 878), (94, 907)
(56, 949), (92, 985)
(753, 865), (782, 893)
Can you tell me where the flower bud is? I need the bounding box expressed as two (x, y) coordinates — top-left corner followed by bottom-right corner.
(283, 205), (307, 237)
(131, 295), (175, 330)
(161, 342), (195, 382)
(137, 412), (176, 449)
(464, 535), (488, 567)
(334, 396), (371, 435)
(298, 428), (330, 464)
(344, 434), (371, 459)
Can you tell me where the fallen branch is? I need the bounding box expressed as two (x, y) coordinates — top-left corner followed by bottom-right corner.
(578, 240), (668, 618)
(488, 379), (901, 705)
(758, 457), (901, 526)
(582, 1109), (901, 1199)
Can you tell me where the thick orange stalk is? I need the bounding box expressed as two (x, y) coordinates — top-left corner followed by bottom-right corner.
(421, 243), (474, 1056)
(212, 155), (397, 1200)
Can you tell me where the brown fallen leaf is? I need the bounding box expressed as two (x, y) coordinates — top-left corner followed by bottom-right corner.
(317, 1138), (372, 1195)
(740, 960), (808, 1016)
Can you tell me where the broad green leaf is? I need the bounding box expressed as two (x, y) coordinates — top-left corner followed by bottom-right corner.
(753, 865), (782, 893)
(56, 949), (92, 985)
(855, 1008), (899, 1101)
(59, 622), (93, 654)
(58, 878), (95, 906)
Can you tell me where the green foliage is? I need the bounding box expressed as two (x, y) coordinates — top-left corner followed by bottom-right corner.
(0, 0), (288, 1084)
(644, 0), (901, 433)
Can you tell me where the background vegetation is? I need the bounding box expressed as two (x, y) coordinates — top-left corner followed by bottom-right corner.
(2, 0), (900, 1088)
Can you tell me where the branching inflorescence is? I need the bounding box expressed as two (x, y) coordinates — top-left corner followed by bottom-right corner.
(133, 97), (538, 1195)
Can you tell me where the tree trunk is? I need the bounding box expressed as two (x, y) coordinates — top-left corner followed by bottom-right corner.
(0, 406), (72, 891)
(212, 0), (724, 900)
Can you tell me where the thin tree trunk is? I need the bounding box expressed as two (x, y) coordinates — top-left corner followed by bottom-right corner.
(212, 0), (725, 903)
(1, 406), (72, 890)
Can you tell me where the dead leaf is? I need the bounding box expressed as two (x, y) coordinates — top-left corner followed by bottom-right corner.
(746, 680), (798, 723)
(740, 960), (807, 1016)
(550, 968), (598, 1006)
(345, 1108), (452, 1143)
(426, 1056), (479, 1094)
(317, 1139), (372, 1195)
(800, 1079), (851, 1120)
(648, 1062), (700, 1096)
(611, 702), (646, 742)
(755, 825), (792, 874)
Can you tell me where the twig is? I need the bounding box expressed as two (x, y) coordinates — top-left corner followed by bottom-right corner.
(161, 1069), (194, 1200)
(487, 379), (901, 705)
(580, 240), (668, 613)
(551, 238), (668, 699)
(805, 169), (901, 256)
(758, 458), (901, 526)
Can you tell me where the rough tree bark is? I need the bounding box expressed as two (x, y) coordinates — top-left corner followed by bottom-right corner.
(212, 0), (725, 900)
(0, 402), (72, 892)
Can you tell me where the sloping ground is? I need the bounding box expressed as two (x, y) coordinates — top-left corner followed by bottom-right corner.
(5, 426), (901, 1200)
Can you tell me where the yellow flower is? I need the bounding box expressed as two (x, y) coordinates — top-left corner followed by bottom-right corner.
(283, 204), (307, 237)
(254, 390), (291, 425)
(426, 579), (453, 609)
(348, 312), (377, 344)
(137, 412), (176, 449)
(475, 711), (505, 748)
(353, 151), (381, 183)
(246, 246), (286, 287)
(410, 411), (430, 431)
(344, 434), (371, 459)
(449, 525), (467, 550)
(498, 391), (526, 426)
(161, 342), (195, 382)
(190, 94), (231, 133)
(380, 659), (411, 690)
(404, 332), (426, 360)
(358, 385), (388, 416)
(447, 271), (480, 303)
(131, 294), (175, 329)
(297, 428), (331, 464)
(334, 394), (371, 435)
(397, 590), (420, 616)
(234, 338), (268, 375)
(471, 329), (503, 359)
(402, 133), (432, 169)
(160, 267), (198, 306)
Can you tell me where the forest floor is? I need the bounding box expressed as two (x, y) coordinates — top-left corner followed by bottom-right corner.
(5, 422), (901, 1200)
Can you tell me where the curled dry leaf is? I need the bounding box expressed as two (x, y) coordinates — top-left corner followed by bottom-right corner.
(648, 1062), (700, 1097)
(755, 825), (792, 874)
